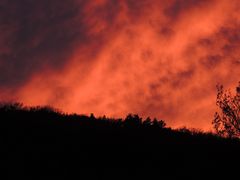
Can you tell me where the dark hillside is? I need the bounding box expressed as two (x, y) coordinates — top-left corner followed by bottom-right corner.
(4, 103), (240, 179)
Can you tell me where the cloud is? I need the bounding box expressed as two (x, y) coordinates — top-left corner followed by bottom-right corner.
(0, 0), (81, 87)
(164, 0), (214, 19)
(0, 0), (240, 130)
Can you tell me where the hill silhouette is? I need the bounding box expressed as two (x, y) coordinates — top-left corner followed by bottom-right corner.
(4, 103), (240, 179)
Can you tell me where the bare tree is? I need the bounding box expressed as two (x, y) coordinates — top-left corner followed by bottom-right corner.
(212, 82), (240, 138)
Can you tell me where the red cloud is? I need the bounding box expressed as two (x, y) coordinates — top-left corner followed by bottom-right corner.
(1, 0), (240, 130)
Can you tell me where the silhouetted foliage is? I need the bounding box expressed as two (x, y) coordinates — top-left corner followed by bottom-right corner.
(152, 118), (166, 129)
(4, 103), (240, 179)
(213, 82), (240, 138)
(143, 117), (152, 127)
(124, 114), (142, 127)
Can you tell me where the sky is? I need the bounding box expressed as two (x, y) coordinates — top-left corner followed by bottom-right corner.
(0, 0), (240, 130)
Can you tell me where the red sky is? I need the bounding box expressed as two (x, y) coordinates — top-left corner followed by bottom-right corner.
(0, 0), (240, 130)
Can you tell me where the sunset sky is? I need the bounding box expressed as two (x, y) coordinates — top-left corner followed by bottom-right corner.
(0, 0), (240, 130)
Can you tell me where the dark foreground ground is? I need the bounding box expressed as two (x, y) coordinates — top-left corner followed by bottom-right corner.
(4, 104), (240, 179)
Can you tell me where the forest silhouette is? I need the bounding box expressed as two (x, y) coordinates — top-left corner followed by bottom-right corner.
(4, 101), (240, 179)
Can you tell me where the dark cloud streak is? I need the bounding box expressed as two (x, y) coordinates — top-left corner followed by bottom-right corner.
(0, 0), (88, 88)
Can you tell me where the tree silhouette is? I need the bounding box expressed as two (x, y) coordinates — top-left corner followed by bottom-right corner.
(152, 118), (166, 129)
(3, 102), (240, 178)
(124, 114), (142, 127)
(213, 82), (240, 138)
(143, 117), (152, 127)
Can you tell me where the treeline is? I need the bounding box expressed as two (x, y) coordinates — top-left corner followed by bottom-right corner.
(4, 103), (240, 179)
(3, 102), (221, 142)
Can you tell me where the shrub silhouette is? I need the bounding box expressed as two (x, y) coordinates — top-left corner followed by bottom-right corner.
(213, 82), (240, 138)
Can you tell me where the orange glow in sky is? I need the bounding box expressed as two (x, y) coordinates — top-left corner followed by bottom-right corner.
(0, 0), (240, 130)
